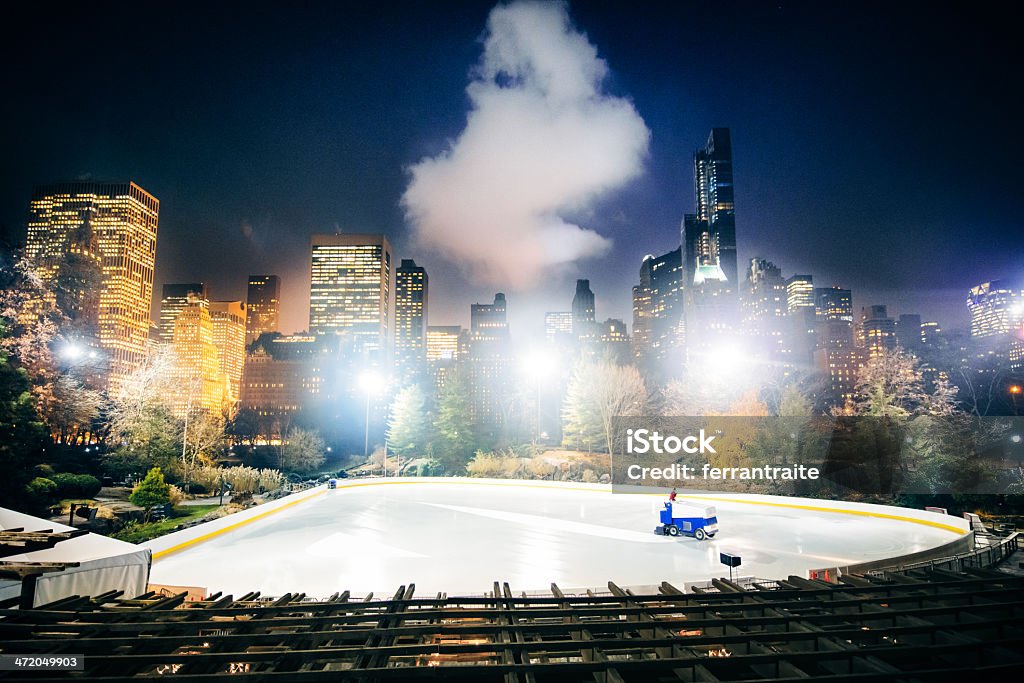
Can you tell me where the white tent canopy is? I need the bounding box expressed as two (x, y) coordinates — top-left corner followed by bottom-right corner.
(0, 507), (151, 608)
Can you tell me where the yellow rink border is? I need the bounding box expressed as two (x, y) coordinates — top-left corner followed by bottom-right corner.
(152, 478), (965, 561)
(152, 490), (326, 560)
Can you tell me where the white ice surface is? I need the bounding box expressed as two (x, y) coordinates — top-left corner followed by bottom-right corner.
(148, 482), (962, 597)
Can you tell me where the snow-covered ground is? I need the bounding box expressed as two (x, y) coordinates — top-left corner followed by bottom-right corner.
(146, 479), (966, 597)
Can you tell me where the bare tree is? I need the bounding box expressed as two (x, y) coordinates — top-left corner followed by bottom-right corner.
(562, 359), (648, 454)
(46, 375), (103, 444)
(847, 348), (927, 417)
(279, 427), (326, 474)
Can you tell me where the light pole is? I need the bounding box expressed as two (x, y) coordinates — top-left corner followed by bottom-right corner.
(1010, 384), (1022, 416)
(522, 349), (555, 445)
(358, 371), (382, 461)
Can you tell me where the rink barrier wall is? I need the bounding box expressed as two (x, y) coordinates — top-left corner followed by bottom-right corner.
(807, 531), (976, 582)
(145, 486), (326, 560)
(144, 477), (968, 562)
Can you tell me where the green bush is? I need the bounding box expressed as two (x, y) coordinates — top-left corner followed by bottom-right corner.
(130, 467), (171, 518)
(51, 473), (102, 499)
(26, 477), (57, 501)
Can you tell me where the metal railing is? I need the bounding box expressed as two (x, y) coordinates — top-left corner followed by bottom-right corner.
(866, 531), (1019, 578)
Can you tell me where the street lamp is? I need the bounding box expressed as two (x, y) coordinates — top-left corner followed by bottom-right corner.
(1010, 384), (1022, 416)
(521, 348), (555, 444)
(358, 371), (382, 460)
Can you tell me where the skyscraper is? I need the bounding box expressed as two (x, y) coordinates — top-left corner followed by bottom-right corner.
(245, 275), (281, 346)
(814, 287), (854, 322)
(859, 305), (897, 359)
(686, 128), (737, 289)
(967, 280), (1024, 338)
(159, 283), (208, 344)
(27, 181), (159, 390)
(786, 275), (814, 314)
(681, 129), (739, 355)
(571, 279), (596, 339)
(895, 314), (923, 353)
(633, 249), (684, 370)
(742, 258), (788, 365)
(743, 258), (787, 323)
(544, 312), (573, 343)
(426, 325), (462, 389)
(209, 300), (247, 409)
(309, 233), (391, 354)
(468, 294), (510, 425)
(169, 294), (228, 418)
(470, 293), (508, 341)
(394, 259), (428, 380)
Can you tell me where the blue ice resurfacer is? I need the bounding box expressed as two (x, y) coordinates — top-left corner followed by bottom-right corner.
(655, 502), (718, 540)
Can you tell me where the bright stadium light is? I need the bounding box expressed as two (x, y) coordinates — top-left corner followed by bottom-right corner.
(520, 347), (555, 380)
(521, 348), (555, 443)
(61, 343), (84, 361)
(359, 370), (383, 395)
(700, 344), (746, 381)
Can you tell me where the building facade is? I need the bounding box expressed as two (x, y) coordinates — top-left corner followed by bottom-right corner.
(571, 279), (596, 339)
(467, 294), (511, 425)
(209, 300), (246, 409)
(786, 275), (814, 314)
(159, 283), (207, 344)
(245, 275), (281, 346)
(967, 280), (1024, 339)
(308, 233), (391, 354)
(27, 181), (160, 390)
(394, 259), (428, 380)
(169, 295), (228, 418)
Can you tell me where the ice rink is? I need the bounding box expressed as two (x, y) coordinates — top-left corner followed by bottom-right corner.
(147, 480), (966, 597)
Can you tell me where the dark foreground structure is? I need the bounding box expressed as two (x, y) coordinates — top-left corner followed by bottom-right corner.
(2, 564), (1024, 682)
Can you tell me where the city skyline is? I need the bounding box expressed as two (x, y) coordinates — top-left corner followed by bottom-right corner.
(1, 2), (1021, 337)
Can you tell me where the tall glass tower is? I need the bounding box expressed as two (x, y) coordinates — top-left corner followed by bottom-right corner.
(308, 233), (391, 354)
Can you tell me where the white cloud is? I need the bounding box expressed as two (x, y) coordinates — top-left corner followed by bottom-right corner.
(402, 0), (650, 289)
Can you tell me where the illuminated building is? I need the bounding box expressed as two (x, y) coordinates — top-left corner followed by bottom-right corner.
(209, 300), (246, 410)
(159, 283), (207, 344)
(681, 129), (740, 354)
(596, 318), (630, 362)
(240, 334), (324, 441)
(921, 321), (942, 346)
(814, 286), (853, 322)
(245, 275), (280, 346)
(427, 326), (462, 362)
(633, 249), (684, 371)
(814, 319), (857, 402)
(309, 233), (391, 354)
(394, 259), (428, 380)
(742, 258), (788, 366)
(688, 128), (737, 288)
(27, 181), (159, 391)
(859, 305), (897, 359)
(967, 280), (1024, 338)
(743, 258), (786, 322)
(786, 275), (814, 313)
(169, 294), (228, 418)
(572, 279), (596, 340)
(966, 279), (1024, 373)
(630, 285), (652, 361)
(427, 325), (462, 388)
(467, 294), (511, 425)
(544, 312), (573, 344)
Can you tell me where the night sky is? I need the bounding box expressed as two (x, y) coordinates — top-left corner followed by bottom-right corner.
(1, 1), (1020, 338)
